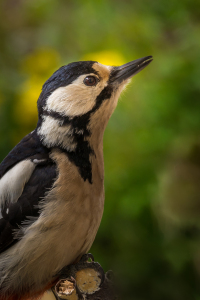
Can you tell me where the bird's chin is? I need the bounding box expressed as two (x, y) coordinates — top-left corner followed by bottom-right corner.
(112, 78), (131, 94)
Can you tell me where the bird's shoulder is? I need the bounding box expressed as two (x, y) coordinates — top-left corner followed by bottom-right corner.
(0, 130), (50, 179)
(0, 130), (58, 253)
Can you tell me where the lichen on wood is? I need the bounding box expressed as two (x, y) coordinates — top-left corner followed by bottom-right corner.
(52, 254), (117, 300)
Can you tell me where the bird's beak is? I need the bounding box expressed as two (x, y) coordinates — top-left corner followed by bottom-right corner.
(110, 55), (153, 84)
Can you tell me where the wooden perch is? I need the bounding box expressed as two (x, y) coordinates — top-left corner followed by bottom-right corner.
(51, 254), (117, 300)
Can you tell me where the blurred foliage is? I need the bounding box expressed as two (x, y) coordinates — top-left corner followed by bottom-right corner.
(15, 48), (60, 136)
(1, 0), (200, 299)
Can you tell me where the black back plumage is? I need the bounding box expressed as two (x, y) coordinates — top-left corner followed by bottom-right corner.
(0, 131), (57, 253)
(0, 131), (49, 179)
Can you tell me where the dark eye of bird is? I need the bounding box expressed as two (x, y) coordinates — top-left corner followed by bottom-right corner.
(83, 76), (98, 86)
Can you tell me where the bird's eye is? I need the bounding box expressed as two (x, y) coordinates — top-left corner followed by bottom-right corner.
(83, 76), (98, 86)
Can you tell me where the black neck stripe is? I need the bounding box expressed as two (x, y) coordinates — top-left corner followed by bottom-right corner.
(39, 85), (113, 183)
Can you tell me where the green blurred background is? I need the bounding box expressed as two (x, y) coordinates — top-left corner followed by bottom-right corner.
(1, 0), (200, 299)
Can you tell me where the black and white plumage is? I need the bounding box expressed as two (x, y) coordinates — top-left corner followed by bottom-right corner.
(0, 57), (152, 300)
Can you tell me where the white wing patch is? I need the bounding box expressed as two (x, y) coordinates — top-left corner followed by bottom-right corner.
(0, 160), (36, 208)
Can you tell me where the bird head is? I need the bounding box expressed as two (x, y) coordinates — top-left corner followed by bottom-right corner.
(37, 56), (153, 152)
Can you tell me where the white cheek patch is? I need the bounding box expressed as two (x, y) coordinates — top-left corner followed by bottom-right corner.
(45, 74), (106, 117)
(0, 160), (36, 208)
(38, 115), (77, 151)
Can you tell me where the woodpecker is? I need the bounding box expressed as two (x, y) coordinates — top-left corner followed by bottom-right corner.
(0, 56), (153, 300)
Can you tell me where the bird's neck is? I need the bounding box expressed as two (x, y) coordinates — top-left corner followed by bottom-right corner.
(37, 111), (105, 184)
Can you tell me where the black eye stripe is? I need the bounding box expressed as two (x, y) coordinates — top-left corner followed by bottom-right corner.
(83, 76), (98, 86)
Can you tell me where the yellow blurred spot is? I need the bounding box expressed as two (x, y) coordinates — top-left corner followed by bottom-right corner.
(15, 76), (43, 125)
(21, 48), (60, 76)
(15, 48), (60, 127)
(82, 50), (125, 66)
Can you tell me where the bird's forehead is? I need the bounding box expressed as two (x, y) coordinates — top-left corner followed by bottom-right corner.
(92, 62), (111, 81)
